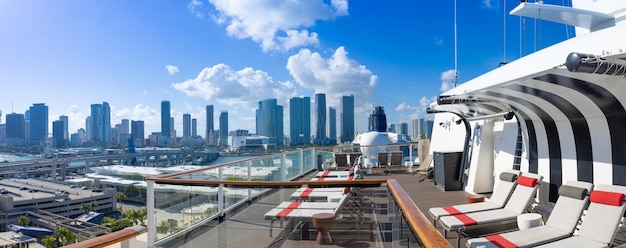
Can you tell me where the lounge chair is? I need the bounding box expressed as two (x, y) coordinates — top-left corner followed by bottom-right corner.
(533, 184), (626, 248)
(376, 152), (389, 172)
(429, 169), (521, 227)
(438, 172), (543, 247)
(315, 166), (355, 178)
(466, 180), (593, 248)
(266, 186), (361, 237)
(384, 151), (403, 174)
(334, 153), (349, 169)
(415, 154), (434, 180)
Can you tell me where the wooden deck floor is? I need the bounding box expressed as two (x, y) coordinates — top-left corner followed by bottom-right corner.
(160, 167), (484, 248)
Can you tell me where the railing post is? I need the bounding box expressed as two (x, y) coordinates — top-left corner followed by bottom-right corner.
(147, 180), (156, 248)
(312, 148), (316, 171)
(247, 161), (252, 202)
(281, 154), (287, 181)
(218, 167), (224, 218)
(299, 150), (304, 175)
(409, 144), (413, 162)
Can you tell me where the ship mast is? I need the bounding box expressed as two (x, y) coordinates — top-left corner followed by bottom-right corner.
(453, 0), (458, 87)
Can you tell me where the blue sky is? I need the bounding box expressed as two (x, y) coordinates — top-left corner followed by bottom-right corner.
(0, 0), (573, 138)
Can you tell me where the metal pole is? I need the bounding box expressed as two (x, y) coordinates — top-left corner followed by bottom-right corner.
(146, 180), (156, 248)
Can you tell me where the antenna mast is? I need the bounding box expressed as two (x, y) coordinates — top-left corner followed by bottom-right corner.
(454, 0), (458, 87)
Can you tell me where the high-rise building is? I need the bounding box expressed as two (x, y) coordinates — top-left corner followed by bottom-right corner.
(161, 101), (171, 146)
(328, 107), (336, 145)
(52, 120), (64, 148)
(388, 123), (396, 133)
(289, 96), (310, 146)
(368, 106), (387, 132)
(131, 120), (145, 147)
(206, 105), (214, 144)
(121, 119), (130, 135)
(89, 102), (111, 146)
(183, 113), (191, 137)
(59, 115), (69, 140)
(256, 99), (284, 146)
(6, 113), (25, 146)
(219, 111), (228, 147)
(411, 118), (434, 139)
(315, 93), (326, 145)
(192, 118), (197, 137)
(29, 103), (48, 146)
(400, 122), (409, 140)
(340, 95), (355, 143)
(411, 118), (421, 140)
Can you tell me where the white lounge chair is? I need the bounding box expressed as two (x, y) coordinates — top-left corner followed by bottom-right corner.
(534, 184), (626, 248)
(438, 172), (543, 247)
(466, 180), (593, 248)
(315, 167), (355, 178)
(429, 169), (521, 227)
(266, 187), (359, 237)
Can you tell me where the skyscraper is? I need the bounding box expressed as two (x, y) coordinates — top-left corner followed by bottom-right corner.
(183, 113), (191, 137)
(131, 120), (145, 147)
(328, 107), (336, 145)
(289, 96), (311, 146)
(219, 111), (228, 147)
(89, 102), (111, 146)
(400, 122), (409, 140)
(192, 118), (197, 137)
(256, 98), (284, 146)
(368, 106), (387, 132)
(206, 105), (214, 145)
(340, 95), (355, 143)
(6, 113), (25, 146)
(315, 93), (326, 145)
(161, 101), (171, 146)
(29, 103), (48, 146)
(59, 115), (69, 140)
(52, 120), (64, 148)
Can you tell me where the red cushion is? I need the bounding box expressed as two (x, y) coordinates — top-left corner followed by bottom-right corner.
(590, 190), (625, 206)
(300, 188), (314, 198)
(453, 214), (477, 226)
(343, 187), (351, 195)
(442, 206), (462, 215)
(486, 234), (519, 248)
(516, 176), (538, 187)
(348, 176), (354, 181)
(286, 202), (302, 209)
(349, 167), (355, 172)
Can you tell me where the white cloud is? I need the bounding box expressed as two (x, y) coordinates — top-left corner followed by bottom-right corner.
(286, 46), (377, 110)
(208, 0), (348, 52)
(440, 69), (457, 92)
(188, 0), (204, 18)
(165, 65), (180, 75)
(171, 63), (297, 109)
(112, 104), (161, 135)
(66, 105), (85, 133)
(482, 0), (498, 9)
(433, 36), (443, 46)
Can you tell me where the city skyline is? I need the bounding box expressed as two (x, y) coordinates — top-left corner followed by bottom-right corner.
(1, 1), (573, 139)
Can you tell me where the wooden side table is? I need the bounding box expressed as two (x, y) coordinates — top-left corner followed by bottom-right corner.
(312, 213), (335, 245)
(467, 194), (485, 204)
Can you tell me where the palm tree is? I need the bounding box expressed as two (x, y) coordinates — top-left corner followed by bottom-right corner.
(17, 215), (30, 226)
(125, 208), (147, 226)
(41, 235), (57, 248)
(54, 227), (76, 246)
(116, 192), (126, 213)
(81, 201), (99, 214)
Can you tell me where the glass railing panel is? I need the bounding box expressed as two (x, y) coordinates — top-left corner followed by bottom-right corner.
(153, 183), (434, 248)
(153, 184), (220, 240)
